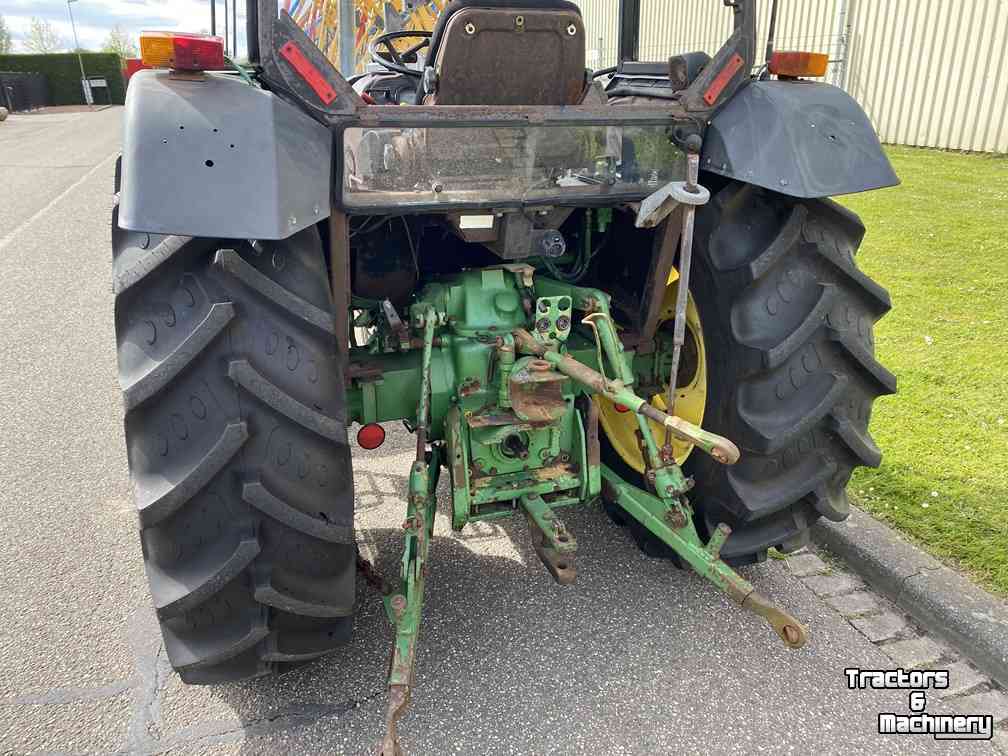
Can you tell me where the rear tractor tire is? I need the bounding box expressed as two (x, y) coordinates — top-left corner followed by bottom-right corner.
(603, 181), (896, 565)
(113, 198), (356, 683)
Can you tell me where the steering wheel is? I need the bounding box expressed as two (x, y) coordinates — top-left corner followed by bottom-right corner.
(369, 30), (433, 77)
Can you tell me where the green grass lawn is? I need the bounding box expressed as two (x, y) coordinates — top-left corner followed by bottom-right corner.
(840, 146), (1008, 596)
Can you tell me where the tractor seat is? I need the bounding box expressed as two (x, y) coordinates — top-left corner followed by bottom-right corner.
(422, 0), (587, 106)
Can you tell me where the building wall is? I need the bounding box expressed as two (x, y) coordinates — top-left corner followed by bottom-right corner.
(572, 0), (1008, 153)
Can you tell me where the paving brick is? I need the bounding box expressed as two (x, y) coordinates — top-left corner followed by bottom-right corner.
(879, 637), (945, 669)
(947, 690), (1008, 724)
(786, 552), (827, 577)
(850, 612), (909, 643)
(802, 573), (862, 598)
(938, 662), (989, 700)
(825, 591), (879, 617)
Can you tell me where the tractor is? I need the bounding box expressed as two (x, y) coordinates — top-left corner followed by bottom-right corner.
(112, 1), (897, 751)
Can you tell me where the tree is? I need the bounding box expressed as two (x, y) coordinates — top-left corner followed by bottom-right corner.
(0, 15), (13, 55)
(101, 25), (137, 60)
(24, 17), (62, 54)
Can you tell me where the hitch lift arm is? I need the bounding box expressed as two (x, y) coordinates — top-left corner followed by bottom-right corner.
(378, 309), (440, 756)
(512, 300), (808, 649)
(375, 261), (808, 756)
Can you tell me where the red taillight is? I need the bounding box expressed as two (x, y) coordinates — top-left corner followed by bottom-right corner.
(357, 423), (386, 450)
(140, 31), (226, 71)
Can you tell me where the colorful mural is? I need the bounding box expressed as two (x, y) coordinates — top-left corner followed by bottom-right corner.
(354, 0), (448, 74)
(283, 0), (343, 65)
(286, 0), (448, 73)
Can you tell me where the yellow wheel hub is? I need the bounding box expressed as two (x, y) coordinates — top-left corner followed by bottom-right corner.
(596, 273), (708, 470)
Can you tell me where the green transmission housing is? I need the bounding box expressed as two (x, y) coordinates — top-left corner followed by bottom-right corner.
(346, 266), (600, 531)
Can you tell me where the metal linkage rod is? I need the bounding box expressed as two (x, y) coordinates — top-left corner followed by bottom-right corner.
(601, 467), (808, 650)
(415, 309), (436, 459)
(512, 328), (739, 466)
(664, 153), (703, 424)
(378, 307), (440, 756)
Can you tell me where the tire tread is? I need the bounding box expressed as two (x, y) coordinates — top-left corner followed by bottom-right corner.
(677, 182), (894, 562)
(136, 421), (249, 527)
(123, 302), (235, 410)
(228, 359), (345, 440)
(214, 248), (336, 335)
(114, 200), (355, 685)
(148, 534), (261, 619)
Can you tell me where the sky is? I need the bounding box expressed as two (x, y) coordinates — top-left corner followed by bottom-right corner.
(0, 0), (247, 56)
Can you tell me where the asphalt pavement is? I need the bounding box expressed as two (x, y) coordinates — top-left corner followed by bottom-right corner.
(0, 108), (998, 755)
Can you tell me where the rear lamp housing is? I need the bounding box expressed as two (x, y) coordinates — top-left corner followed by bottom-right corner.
(140, 31), (226, 72)
(768, 51), (830, 78)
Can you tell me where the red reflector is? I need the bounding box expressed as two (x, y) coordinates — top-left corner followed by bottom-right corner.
(280, 41), (338, 105)
(614, 404), (630, 413)
(769, 51), (829, 78)
(357, 423), (386, 450)
(173, 34), (226, 70)
(703, 53), (745, 106)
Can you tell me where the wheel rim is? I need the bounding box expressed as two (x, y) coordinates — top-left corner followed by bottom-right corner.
(596, 274), (708, 471)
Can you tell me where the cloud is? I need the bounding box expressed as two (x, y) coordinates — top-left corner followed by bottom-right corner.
(2, 0), (247, 55)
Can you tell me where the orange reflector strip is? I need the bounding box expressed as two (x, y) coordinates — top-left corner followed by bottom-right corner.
(357, 423), (386, 450)
(703, 53), (745, 106)
(140, 31), (225, 71)
(280, 41), (338, 105)
(769, 51), (829, 78)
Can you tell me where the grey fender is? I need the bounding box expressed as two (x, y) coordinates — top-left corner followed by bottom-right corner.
(119, 70), (331, 240)
(702, 80), (899, 198)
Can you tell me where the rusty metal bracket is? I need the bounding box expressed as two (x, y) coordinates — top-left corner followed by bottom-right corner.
(741, 590), (810, 649)
(521, 493), (577, 585)
(635, 177), (710, 229)
(381, 299), (411, 351)
(329, 211), (351, 361)
(637, 207), (683, 356)
(509, 357), (568, 424)
(637, 152), (712, 361)
(378, 684), (409, 756)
